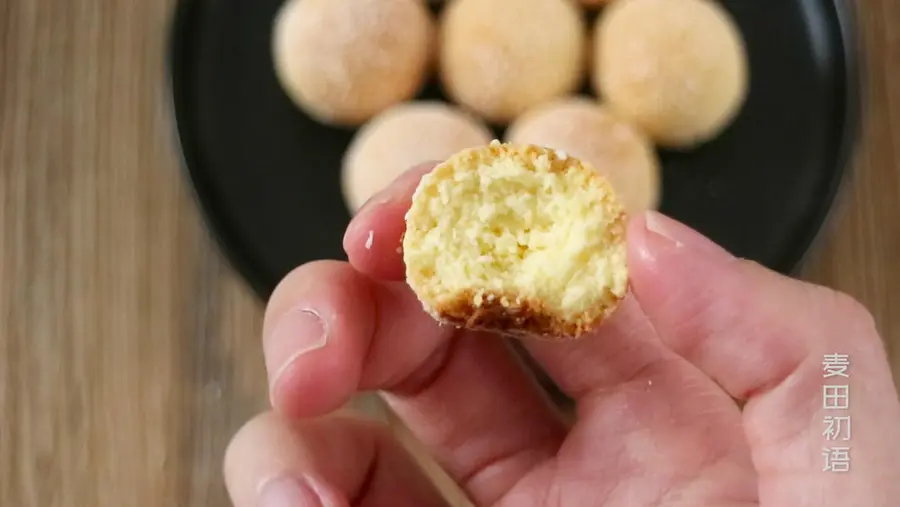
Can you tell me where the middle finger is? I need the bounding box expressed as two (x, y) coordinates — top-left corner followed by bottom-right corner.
(263, 259), (566, 506)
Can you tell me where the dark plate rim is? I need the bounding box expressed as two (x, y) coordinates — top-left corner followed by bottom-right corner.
(782, 0), (864, 275)
(164, 0), (864, 302)
(166, 0), (277, 299)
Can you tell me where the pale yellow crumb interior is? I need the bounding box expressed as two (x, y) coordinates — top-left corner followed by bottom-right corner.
(404, 147), (628, 321)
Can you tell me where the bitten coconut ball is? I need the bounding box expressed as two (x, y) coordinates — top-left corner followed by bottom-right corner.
(403, 142), (629, 340)
(594, 0), (749, 148)
(272, 0), (433, 126)
(439, 0), (585, 124)
(506, 97), (661, 214)
(342, 102), (493, 212)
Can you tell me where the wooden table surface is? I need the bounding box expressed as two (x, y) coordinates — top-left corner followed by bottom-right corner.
(1, 0), (898, 505)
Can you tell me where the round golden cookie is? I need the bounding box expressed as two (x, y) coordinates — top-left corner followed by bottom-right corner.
(272, 0), (433, 126)
(439, 0), (585, 124)
(593, 0), (749, 148)
(342, 102), (493, 213)
(403, 141), (629, 340)
(505, 97), (661, 214)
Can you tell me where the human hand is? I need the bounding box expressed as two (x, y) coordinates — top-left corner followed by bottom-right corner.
(224, 164), (900, 507)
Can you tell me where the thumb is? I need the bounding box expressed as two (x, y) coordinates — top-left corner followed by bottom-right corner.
(628, 211), (900, 506)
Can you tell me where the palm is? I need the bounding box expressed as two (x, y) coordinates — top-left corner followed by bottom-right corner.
(510, 420), (753, 507)
(503, 330), (757, 506)
(448, 301), (758, 507)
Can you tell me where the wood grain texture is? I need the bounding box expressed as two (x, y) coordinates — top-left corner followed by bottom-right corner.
(801, 0), (900, 376)
(0, 0), (897, 506)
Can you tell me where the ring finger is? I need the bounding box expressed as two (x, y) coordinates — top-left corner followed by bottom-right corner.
(224, 411), (448, 507)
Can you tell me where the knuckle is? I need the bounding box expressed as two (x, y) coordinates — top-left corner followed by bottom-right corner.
(275, 260), (352, 296)
(264, 260), (366, 330)
(813, 286), (878, 334)
(223, 411), (281, 475)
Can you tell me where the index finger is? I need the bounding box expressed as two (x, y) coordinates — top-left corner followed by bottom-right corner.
(343, 162), (436, 281)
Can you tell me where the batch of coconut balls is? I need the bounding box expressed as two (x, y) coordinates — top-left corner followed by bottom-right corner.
(272, 0), (749, 216)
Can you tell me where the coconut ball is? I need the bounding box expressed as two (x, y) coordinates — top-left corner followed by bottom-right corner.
(506, 97), (661, 214)
(403, 142), (628, 340)
(342, 102), (493, 213)
(594, 0), (748, 148)
(439, 0), (585, 124)
(272, 0), (433, 126)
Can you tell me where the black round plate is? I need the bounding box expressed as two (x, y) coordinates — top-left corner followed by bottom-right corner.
(168, 0), (860, 301)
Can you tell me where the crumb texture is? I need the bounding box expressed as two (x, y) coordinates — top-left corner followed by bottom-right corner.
(506, 97), (661, 214)
(403, 143), (628, 339)
(341, 101), (492, 212)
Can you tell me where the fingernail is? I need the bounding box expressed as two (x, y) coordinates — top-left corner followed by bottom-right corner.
(265, 309), (328, 389)
(259, 476), (322, 507)
(640, 211), (732, 262)
(357, 186), (397, 216)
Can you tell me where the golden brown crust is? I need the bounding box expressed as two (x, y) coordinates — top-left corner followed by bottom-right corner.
(445, 142), (591, 177)
(430, 286), (624, 341)
(434, 290), (579, 340)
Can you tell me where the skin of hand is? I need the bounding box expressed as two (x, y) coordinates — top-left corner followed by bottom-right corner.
(223, 163), (900, 507)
